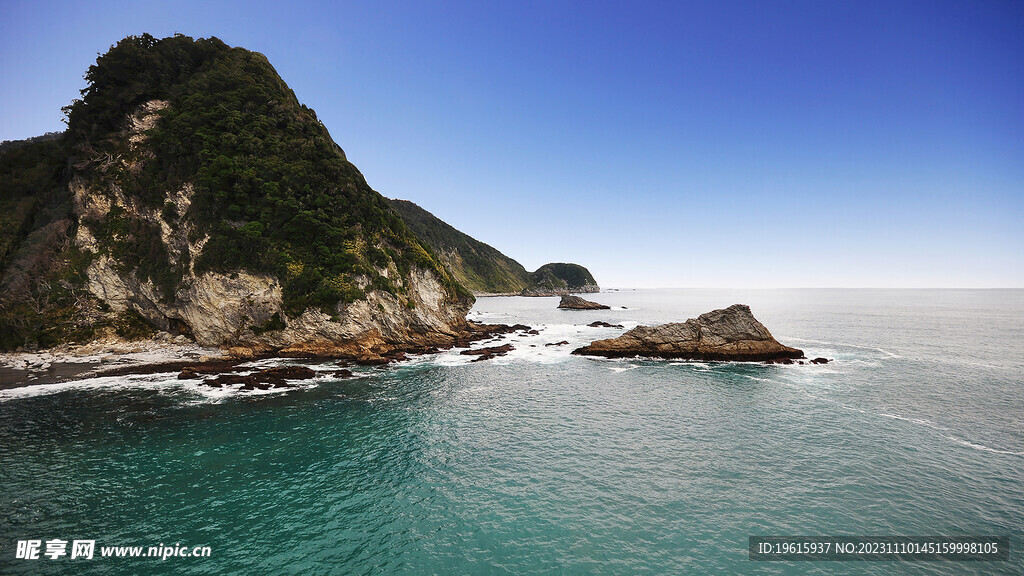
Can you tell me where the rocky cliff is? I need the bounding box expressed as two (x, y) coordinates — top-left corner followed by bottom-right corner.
(572, 304), (804, 361)
(0, 34), (472, 355)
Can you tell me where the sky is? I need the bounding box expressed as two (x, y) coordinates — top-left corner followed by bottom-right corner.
(1, 0), (1022, 288)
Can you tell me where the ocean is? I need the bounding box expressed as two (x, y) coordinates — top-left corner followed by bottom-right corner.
(1, 289), (1021, 574)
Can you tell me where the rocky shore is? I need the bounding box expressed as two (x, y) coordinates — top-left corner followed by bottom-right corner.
(0, 336), (227, 389)
(572, 304), (804, 362)
(1, 304), (822, 389)
(0, 321), (538, 389)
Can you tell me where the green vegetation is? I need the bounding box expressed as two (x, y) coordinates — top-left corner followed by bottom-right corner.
(64, 34), (468, 316)
(0, 239), (101, 350)
(529, 263), (598, 292)
(0, 134), (69, 273)
(0, 34), (474, 350)
(88, 204), (183, 300)
(386, 200), (601, 295)
(251, 312), (286, 335)
(387, 199), (532, 294)
(0, 134), (97, 349)
(113, 309), (157, 340)
(0, 34), (599, 351)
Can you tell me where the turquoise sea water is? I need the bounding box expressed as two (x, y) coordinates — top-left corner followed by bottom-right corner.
(1, 289), (1022, 575)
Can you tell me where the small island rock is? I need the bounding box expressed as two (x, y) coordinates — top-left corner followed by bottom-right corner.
(558, 295), (611, 310)
(572, 304), (803, 362)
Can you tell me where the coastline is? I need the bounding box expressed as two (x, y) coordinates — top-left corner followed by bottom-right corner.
(0, 319), (533, 390)
(0, 337), (228, 390)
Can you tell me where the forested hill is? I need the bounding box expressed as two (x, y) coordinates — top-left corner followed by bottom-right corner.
(0, 34), (470, 351)
(387, 199), (599, 296)
(387, 199), (532, 294)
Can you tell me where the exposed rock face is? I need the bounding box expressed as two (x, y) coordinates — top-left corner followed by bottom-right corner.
(12, 35), (476, 357)
(76, 163), (473, 353)
(558, 295), (611, 310)
(572, 304), (803, 361)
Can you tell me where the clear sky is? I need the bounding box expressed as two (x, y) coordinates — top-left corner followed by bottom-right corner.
(2, 0), (1022, 288)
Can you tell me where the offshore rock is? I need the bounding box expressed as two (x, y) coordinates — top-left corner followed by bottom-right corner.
(460, 343), (514, 362)
(198, 365), (317, 390)
(572, 304), (804, 362)
(558, 295), (611, 310)
(588, 321), (624, 328)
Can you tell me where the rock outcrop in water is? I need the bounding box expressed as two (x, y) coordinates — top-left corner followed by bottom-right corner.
(572, 304), (803, 361)
(558, 295), (610, 310)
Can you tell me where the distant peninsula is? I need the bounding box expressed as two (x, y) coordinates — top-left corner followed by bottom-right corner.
(388, 199), (599, 296)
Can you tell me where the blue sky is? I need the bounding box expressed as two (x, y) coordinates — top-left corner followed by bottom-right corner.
(2, 0), (1022, 287)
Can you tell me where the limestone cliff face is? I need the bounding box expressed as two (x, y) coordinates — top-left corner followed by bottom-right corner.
(72, 101), (471, 350)
(572, 304), (803, 361)
(84, 247), (469, 351)
(54, 35), (474, 354)
(0, 35), (479, 353)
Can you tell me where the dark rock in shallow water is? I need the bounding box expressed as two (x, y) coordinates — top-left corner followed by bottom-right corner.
(558, 295), (611, 310)
(461, 343), (514, 362)
(545, 340), (570, 347)
(572, 304), (804, 362)
(197, 364), (317, 389)
(260, 366), (316, 380)
(588, 321), (624, 329)
(205, 374), (258, 388)
(461, 344), (514, 356)
(810, 357), (830, 364)
(451, 322), (536, 348)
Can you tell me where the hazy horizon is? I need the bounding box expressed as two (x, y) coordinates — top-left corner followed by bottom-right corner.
(2, 0), (1021, 289)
